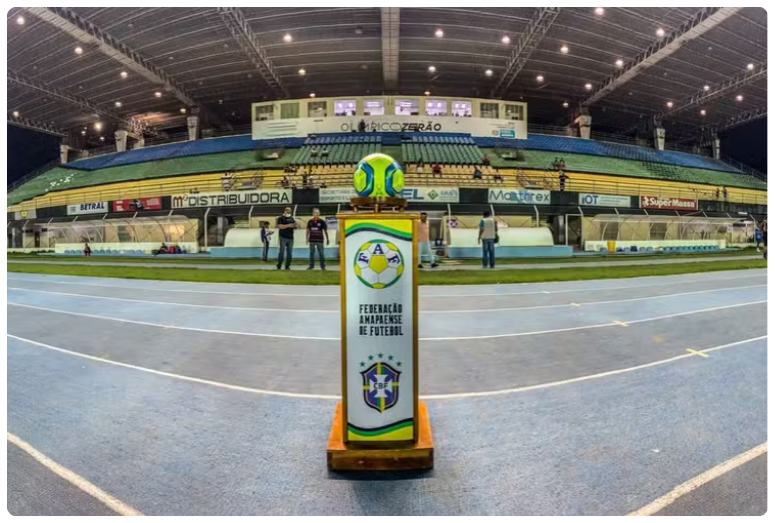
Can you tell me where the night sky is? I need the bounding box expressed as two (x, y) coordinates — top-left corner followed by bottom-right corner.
(6, 118), (768, 186)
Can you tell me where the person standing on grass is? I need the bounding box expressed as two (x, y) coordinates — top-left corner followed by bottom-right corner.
(417, 212), (438, 269)
(306, 208), (329, 270)
(276, 207), (297, 270)
(478, 210), (498, 269)
(260, 221), (273, 262)
(755, 225), (762, 252)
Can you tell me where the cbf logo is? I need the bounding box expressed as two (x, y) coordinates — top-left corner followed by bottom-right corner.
(354, 240), (404, 289)
(360, 355), (402, 413)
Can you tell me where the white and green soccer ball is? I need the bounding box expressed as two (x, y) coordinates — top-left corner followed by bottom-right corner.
(354, 240), (405, 289)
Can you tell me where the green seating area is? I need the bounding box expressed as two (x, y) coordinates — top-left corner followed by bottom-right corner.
(292, 143), (381, 165)
(485, 149), (767, 190)
(7, 151), (272, 205)
(8, 142), (766, 207)
(401, 143), (483, 165)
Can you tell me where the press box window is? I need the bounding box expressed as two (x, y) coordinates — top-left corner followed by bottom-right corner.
(395, 99), (419, 116)
(255, 105), (274, 121)
(505, 104), (524, 121)
(480, 102), (499, 119)
(334, 100), (356, 116)
(364, 100), (384, 116)
(308, 101), (328, 117)
(425, 100), (447, 116)
(280, 102), (300, 119)
(452, 101), (472, 117)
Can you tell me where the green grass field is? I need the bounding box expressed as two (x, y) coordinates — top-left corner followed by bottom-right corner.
(7, 258), (766, 286)
(6, 248), (758, 266)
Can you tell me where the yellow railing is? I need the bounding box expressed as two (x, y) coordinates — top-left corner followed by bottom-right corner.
(7, 167), (767, 211)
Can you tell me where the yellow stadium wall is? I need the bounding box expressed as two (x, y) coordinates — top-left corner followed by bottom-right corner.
(7, 166), (767, 212)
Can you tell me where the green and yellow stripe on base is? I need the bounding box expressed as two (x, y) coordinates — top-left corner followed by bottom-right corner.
(347, 419), (414, 442)
(345, 220), (413, 242)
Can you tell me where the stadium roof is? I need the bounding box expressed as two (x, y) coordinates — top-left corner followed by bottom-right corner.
(7, 7), (767, 147)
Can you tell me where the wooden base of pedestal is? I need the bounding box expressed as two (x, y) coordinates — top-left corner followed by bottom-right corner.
(326, 401), (434, 471)
(349, 196), (407, 213)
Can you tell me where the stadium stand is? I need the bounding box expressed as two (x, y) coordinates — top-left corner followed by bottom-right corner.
(293, 135), (382, 165)
(7, 132), (766, 208)
(477, 134), (749, 174)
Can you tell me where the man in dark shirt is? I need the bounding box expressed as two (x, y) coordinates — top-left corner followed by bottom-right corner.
(306, 208), (329, 270)
(276, 207), (297, 270)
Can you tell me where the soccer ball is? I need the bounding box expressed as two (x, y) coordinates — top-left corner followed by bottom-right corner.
(354, 240), (405, 289)
(353, 153), (405, 198)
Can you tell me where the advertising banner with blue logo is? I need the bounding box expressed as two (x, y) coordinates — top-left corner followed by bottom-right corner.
(66, 201), (109, 216)
(340, 216), (417, 443)
(578, 193), (631, 207)
(321, 187), (459, 204)
(488, 188), (551, 204)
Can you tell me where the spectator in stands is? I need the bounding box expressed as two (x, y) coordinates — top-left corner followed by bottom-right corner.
(311, 146), (319, 157)
(260, 221), (273, 262)
(559, 158), (566, 170)
(416, 164), (424, 175)
(478, 211), (498, 269)
(473, 167), (483, 180)
(358, 119), (367, 133)
(715, 187), (721, 200)
(83, 242), (91, 257)
(302, 173), (309, 187)
(306, 208), (329, 270)
(307, 174), (315, 188)
(321, 147), (329, 158)
(559, 171), (569, 192)
(432, 163), (442, 178)
(482, 154), (490, 166)
(281, 176), (291, 189)
(723, 186), (728, 202)
(276, 207), (297, 270)
(417, 212), (438, 269)
(221, 173), (233, 192)
(493, 169), (503, 183)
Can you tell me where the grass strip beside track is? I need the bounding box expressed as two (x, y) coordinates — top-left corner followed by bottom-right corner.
(7, 259), (767, 285)
(6, 248), (758, 266)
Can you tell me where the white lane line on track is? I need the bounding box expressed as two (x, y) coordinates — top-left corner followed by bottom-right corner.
(6, 272), (765, 298)
(424, 335), (767, 399)
(7, 300), (767, 341)
(7, 431), (144, 516)
(421, 301), (767, 341)
(7, 284), (766, 314)
(627, 441), (768, 516)
(7, 334), (766, 401)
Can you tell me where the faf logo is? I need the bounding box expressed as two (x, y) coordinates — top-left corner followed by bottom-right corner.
(360, 355), (401, 413)
(354, 240), (404, 289)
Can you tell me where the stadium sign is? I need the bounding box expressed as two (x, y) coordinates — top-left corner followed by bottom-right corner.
(113, 197), (162, 212)
(640, 195), (697, 211)
(319, 187), (359, 203)
(579, 193), (631, 207)
(340, 216), (417, 443)
(67, 201), (108, 216)
(253, 115), (527, 140)
(172, 190), (292, 209)
(488, 188), (551, 204)
(399, 187), (459, 203)
(320, 186), (459, 204)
